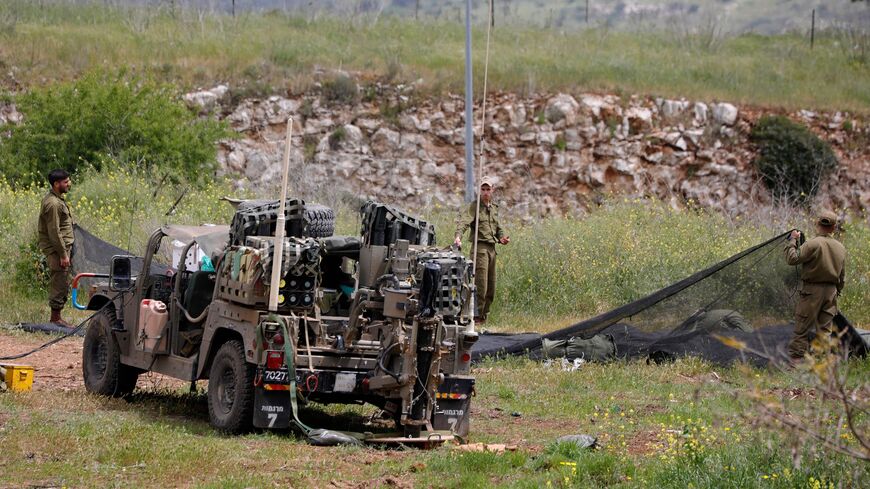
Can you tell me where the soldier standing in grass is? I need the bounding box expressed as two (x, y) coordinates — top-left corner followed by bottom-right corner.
(455, 176), (510, 324)
(38, 169), (75, 327)
(783, 210), (846, 360)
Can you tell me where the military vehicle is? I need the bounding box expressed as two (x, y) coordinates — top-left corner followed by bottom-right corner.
(79, 199), (478, 443)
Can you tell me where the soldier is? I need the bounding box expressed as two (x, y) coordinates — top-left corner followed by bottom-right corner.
(455, 176), (510, 323)
(783, 210), (846, 361)
(38, 169), (75, 327)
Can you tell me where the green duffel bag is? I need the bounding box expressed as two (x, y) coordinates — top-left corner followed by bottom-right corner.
(542, 335), (617, 362)
(542, 338), (568, 359)
(566, 334), (617, 362)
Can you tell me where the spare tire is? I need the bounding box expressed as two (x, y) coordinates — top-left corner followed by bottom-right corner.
(304, 204), (335, 238)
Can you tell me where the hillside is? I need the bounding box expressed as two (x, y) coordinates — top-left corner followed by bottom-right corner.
(119, 0), (870, 34)
(0, 1), (868, 112)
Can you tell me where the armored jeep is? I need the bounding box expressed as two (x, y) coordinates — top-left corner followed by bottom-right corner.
(80, 200), (478, 441)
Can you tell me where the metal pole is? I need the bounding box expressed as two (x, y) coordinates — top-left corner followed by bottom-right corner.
(490, 0), (494, 27)
(464, 0), (475, 203)
(586, 0), (590, 24)
(810, 9), (815, 50)
(269, 117), (294, 312)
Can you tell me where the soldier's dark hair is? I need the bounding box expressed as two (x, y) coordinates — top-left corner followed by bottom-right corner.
(48, 169), (70, 186)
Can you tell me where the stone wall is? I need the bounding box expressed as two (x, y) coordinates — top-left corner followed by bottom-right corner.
(3, 83), (867, 218)
(207, 85), (869, 217)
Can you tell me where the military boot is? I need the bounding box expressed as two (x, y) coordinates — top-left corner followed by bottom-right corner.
(50, 308), (74, 328)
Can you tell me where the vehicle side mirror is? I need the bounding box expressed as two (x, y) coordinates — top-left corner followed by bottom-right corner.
(110, 255), (134, 291)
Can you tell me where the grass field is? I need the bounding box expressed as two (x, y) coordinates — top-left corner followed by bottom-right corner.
(1, 169), (869, 329)
(0, 1), (868, 112)
(0, 165), (867, 489)
(1, 339), (867, 487)
(1, 4), (868, 485)
(1, 168), (869, 329)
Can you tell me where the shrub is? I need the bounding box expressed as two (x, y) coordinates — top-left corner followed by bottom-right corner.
(750, 115), (838, 204)
(321, 75), (358, 105)
(328, 126), (346, 150)
(12, 240), (48, 297)
(0, 69), (233, 187)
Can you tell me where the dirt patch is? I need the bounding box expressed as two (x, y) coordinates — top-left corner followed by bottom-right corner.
(769, 387), (818, 400)
(0, 329), (85, 392)
(329, 475), (412, 489)
(626, 429), (663, 456)
(641, 403), (667, 414)
(0, 329), (185, 392)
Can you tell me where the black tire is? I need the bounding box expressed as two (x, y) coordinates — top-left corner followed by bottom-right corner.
(82, 307), (139, 397)
(207, 340), (255, 434)
(304, 204), (335, 238)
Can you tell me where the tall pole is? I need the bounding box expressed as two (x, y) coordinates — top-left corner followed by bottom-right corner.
(464, 0), (475, 203)
(269, 118), (294, 312)
(490, 0), (495, 27)
(810, 9), (815, 50)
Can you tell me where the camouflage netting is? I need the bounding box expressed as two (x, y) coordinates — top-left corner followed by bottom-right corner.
(472, 231), (868, 366)
(72, 225), (160, 275)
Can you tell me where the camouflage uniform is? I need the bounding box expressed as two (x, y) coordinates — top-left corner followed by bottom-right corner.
(461, 201), (505, 321)
(783, 219), (846, 359)
(38, 190), (75, 311)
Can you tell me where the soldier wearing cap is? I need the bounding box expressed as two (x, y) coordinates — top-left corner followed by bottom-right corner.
(784, 210), (846, 360)
(455, 176), (510, 323)
(38, 169), (75, 327)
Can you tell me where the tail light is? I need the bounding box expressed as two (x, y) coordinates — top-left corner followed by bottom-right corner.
(271, 333), (284, 347)
(266, 351), (285, 369)
(461, 353), (471, 363)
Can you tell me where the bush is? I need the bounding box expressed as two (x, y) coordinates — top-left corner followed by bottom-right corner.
(12, 240), (48, 297)
(0, 69), (233, 187)
(320, 75), (358, 105)
(750, 115), (839, 204)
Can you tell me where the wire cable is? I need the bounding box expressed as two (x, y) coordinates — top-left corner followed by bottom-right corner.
(0, 294), (119, 361)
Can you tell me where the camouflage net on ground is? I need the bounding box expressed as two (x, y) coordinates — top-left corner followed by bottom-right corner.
(472, 231), (868, 365)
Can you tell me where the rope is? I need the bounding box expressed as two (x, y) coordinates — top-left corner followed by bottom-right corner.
(0, 295), (119, 361)
(470, 0), (495, 324)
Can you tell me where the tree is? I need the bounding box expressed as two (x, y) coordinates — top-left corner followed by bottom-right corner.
(0, 69), (232, 187)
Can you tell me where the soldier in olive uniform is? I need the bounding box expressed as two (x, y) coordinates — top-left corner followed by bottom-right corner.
(38, 169), (75, 327)
(784, 210), (846, 360)
(455, 177), (510, 323)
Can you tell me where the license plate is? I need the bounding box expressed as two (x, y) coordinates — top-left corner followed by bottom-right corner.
(333, 372), (356, 392)
(263, 368), (290, 384)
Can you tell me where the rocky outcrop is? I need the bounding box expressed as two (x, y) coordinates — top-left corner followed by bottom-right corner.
(209, 86), (869, 217)
(0, 104), (22, 126)
(3, 83), (867, 217)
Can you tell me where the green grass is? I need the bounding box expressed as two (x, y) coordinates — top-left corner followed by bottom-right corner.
(472, 200), (870, 332)
(1, 170), (867, 486)
(1, 352), (866, 487)
(3, 171), (869, 329)
(0, 1), (868, 112)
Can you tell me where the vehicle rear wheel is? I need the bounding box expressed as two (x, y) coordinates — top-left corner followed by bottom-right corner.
(82, 307), (139, 397)
(207, 340), (255, 434)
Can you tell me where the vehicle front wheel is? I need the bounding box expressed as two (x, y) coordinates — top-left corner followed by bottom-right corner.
(207, 340), (255, 434)
(82, 307), (139, 397)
